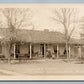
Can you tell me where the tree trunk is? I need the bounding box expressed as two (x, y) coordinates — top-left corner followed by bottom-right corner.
(5, 44), (11, 63)
(69, 45), (71, 61)
(65, 42), (69, 60)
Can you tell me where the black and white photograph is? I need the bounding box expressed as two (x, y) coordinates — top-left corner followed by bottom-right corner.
(0, 4), (83, 80)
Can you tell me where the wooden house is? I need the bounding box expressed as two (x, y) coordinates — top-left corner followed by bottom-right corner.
(0, 28), (82, 60)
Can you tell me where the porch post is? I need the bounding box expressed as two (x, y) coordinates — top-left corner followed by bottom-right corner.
(69, 45), (71, 59)
(30, 43), (32, 59)
(44, 44), (46, 58)
(14, 43), (16, 59)
(57, 44), (59, 59)
(73, 46), (75, 58)
(79, 46), (82, 58)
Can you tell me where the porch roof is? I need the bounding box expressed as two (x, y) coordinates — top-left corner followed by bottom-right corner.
(69, 38), (81, 45)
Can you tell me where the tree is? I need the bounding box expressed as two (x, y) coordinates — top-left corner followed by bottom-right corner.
(79, 16), (84, 33)
(0, 8), (33, 60)
(52, 8), (77, 60)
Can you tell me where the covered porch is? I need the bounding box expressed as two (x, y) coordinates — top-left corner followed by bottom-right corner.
(10, 42), (82, 60)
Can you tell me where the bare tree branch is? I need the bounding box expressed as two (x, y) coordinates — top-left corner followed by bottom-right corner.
(0, 8), (33, 46)
(52, 8), (77, 59)
(52, 17), (63, 24)
(68, 25), (76, 41)
(53, 8), (77, 42)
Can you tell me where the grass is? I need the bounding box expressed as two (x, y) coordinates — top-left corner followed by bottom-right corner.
(0, 58), (84, 75)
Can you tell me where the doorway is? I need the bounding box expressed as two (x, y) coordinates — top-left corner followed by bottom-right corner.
(40, 44), (44, 57)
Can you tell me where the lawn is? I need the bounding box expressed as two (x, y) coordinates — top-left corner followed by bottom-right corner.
(0, 59), (84, 76)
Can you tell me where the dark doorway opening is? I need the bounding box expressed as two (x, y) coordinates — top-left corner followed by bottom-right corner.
(40, 44), (44, 57)
(15, 44), (20, 58)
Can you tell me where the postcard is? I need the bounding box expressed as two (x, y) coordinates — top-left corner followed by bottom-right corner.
(0, 4), (83, 80)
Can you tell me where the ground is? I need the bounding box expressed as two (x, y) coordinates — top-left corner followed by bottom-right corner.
(0, 59), (84, 76)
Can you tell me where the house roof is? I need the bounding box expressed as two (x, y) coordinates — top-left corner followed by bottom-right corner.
(16, 29), (66, 44)
(0, 28), (81, 44)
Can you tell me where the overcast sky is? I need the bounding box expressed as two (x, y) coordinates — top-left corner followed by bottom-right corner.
(0, 4), (84, 39)
(29, 5), (84, 39)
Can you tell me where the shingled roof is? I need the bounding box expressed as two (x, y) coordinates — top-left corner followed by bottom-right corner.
(16, 29), (66, 44)
(0, 28), (81, 44)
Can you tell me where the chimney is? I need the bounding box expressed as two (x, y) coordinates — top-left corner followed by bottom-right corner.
(44, 29), (49, 32)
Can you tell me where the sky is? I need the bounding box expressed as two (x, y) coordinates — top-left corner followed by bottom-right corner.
(28, 4), (84, 39)
(0, 4), (84, 39)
